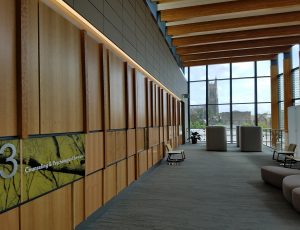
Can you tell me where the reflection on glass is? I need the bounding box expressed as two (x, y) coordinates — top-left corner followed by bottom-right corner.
(232, 79), (254, 103)
(257, 77), (271, 102)
(278, 53), (284, 74)
(295, 100), (300, 106)
(257, 60), (271, 76)
(278, 74), (284, 101)
(292, 68), (300, 99)
(190, 82), (206, 105)
(190, 105), (206, 129)
(292, 45), (299, 69)
(279, 102), (284, 129)
(190, 66), (206, 81)
(208, 104), (230, 126)
(232, 104), (255, 127)
(257, 103), (271, 128)
(232, 62), (254, 78)
(208, 64), (230, 80)
(184, 67), (188, 81)
(207, 79), (230, 104)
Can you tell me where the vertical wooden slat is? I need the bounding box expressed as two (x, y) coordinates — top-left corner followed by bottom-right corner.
(81, 30), (89, 133)
(284, 51), (292, 133)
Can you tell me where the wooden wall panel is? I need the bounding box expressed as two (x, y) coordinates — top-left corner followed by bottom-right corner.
(105, 131), (116, 166)
(21, 185), (72, 230)
(127, 155), (136, 185)
(136, 128), (145, 152)
(138, 150), (148, 176)
(127, 129), (136, 157)
(136, 70), (147, 127)
(163, 91), (168, 126)
(147, 80), (153, 127)
(87, 35), (103, 131)
(164, 126), (168, 142)
(103, 164), (117, 204)
(0, 0), (17, 136)
(73, 179), (85, 227)
(20, 0), (40, 135)
(154, 85), (160, 127)
(159, 143), (164, 159)
(0, 207), (19, 230)
(147, 148), (153, 169)
(39, 3), (83, 133)
(102, 46), (110, 130)
(169, 126), (174, 140)
(86, 132), (104, 175)
(116, 130), (126, 161)
(169, 95), (173, 126)
(149, 127), (159, 147)
(108, 51), (126, 129)
(152, 145), (158, 165)
(126, 64), (135, 128)
(159, 89), (164, 127)
(85, 170), (102, 218)
(117, 160), (127, 194)
(160, 127), (164, 143)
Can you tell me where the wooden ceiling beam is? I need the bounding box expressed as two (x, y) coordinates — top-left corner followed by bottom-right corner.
(177, 36), (300, 55)
(181, 46), (291, 62)
(168, 11), (300, 36)
(183, 54), (276, 67)
(160, 0), (300, 22)
(173, 25), (300, 47)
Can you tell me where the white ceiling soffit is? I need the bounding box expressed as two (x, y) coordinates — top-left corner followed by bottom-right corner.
(166, 6), (300, 26)
(156, 0), (236, 11)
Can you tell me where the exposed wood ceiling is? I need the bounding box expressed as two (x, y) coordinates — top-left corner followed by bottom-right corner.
(153, 0), (300, 66)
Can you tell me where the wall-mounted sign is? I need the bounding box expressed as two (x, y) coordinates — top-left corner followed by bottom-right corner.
(0, 139), (21, 213)
(22, 134), (85, 201)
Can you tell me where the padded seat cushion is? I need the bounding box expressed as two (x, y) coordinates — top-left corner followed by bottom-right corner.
(282, 175), (300, 203)
(292, 188), (300, 212)
(261, 166), (300, 188)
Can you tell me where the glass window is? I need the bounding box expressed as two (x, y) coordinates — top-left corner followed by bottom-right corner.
(278, 74), (284, 102)
(278, 53), (284, 74)
(208, 104), (230, 126)
(232, 104), (255, 127)
(295, 100), (300, 106)
(232, 78), (254, 103)
(292, 68), (299, 100)
(184, 67), (188, 81)
(190, 105), (206, 129)
(257, 60), (271, 76)
(292, 44), (299, 69)
(257, 77), (271, 102)
(232, 62), (254, 78)
(279, 102), (284, 129)
(190, 82), (206, 105)
(257, 103), (271, 128)
(207, 79), (230, 104)
(190, 66), (206, 81)
(208, 64), (230, 80)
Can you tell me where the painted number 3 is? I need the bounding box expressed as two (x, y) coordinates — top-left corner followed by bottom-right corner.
(0, 143), (18, 179)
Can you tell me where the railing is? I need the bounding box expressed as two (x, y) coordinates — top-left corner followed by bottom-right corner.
(262, 128), (286, 149)
(188, 128), (286, 149)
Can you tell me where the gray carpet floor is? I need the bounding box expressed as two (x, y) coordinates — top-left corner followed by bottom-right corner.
(77, 144), (300, 230)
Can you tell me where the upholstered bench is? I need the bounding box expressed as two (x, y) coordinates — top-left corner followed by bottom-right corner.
(292, 188), (300, 212)
(282, 175), (300, 203)
(261, 166), (300, 188)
